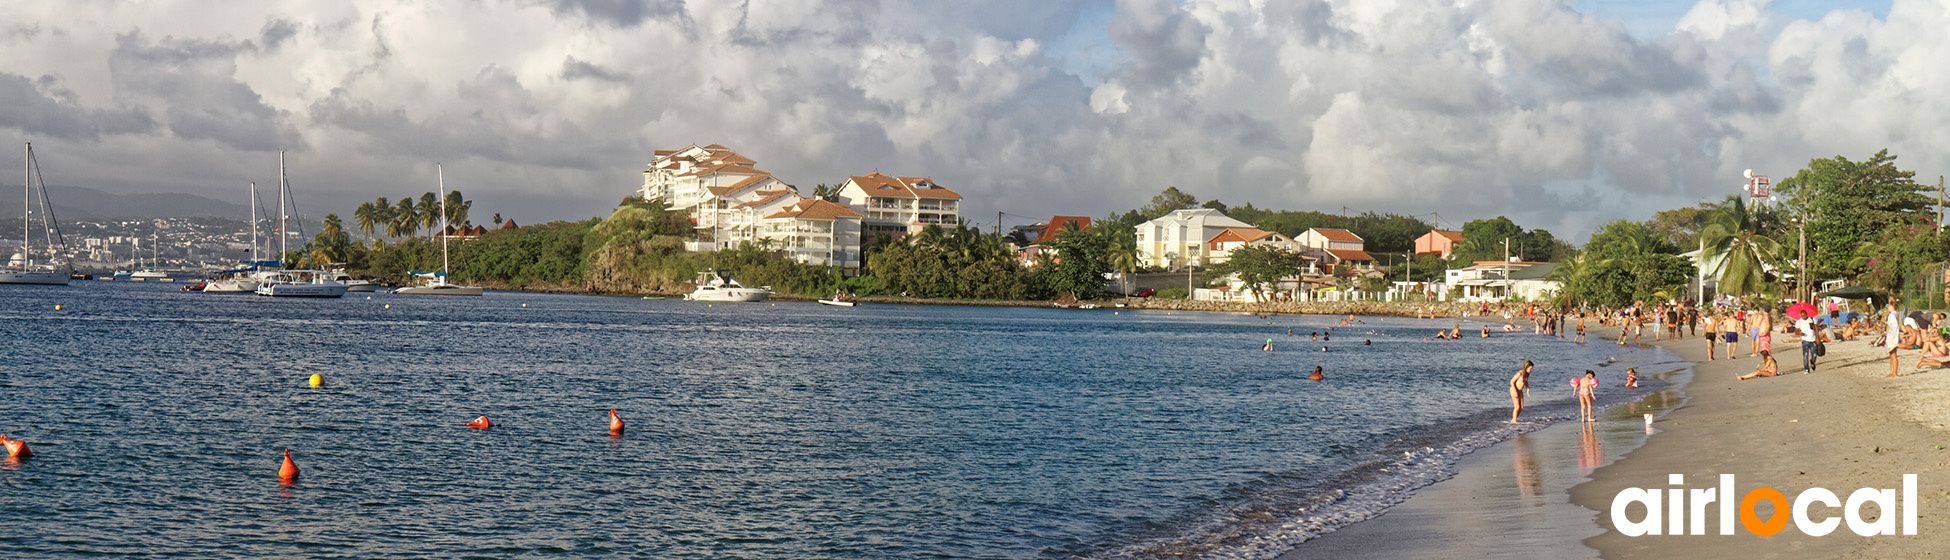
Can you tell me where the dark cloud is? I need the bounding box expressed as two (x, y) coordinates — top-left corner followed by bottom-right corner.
(538, 0), (682, 27)
(1106, 0), (1209, 88)
(258, 18), (298, 51)
(559, 56), (627, 82)
(0, 73), (155, 140)
(107, 31), (300, 150)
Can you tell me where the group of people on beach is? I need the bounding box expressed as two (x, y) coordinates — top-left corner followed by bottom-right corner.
(1507, 360), (1639, 424)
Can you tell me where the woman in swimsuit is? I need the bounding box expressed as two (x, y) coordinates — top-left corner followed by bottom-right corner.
(1575, 370), (1599, 422)
(1738, 350), (1779, 380)
(1509, 360), (1535, 423)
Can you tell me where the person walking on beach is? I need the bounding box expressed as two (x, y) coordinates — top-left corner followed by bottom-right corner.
(1721, 309), (1740, 360)
(1574, 312), (1587, 344)
(1886, 300), (1904, 377)
(1575, 370), (1599, 422)
(1509, 360), (1534, 423)
(1702, 311), (1717, 359)
(1795, 311), (1821, 374)
(1750, 307), (1772, 357)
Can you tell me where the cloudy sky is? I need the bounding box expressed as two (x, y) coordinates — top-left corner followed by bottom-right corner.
(3, 0), (1941, 242)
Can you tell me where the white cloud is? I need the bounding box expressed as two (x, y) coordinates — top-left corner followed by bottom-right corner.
(0, 0), (1944, 242)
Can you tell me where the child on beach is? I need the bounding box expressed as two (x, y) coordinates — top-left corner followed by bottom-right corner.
(1574, 371), (1599, 422)
(1625, 368), (1639, 389)
(1509, 360), (1534, 423)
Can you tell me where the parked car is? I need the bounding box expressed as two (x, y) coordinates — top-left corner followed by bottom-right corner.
(1134, 288), (1156, 297)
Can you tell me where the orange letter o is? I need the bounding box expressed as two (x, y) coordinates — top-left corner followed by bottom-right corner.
(1740, 488), (1790, 536)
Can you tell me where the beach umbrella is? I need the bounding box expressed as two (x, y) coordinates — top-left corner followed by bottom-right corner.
(1814, 286), (1890, 310)
(1785, 302), (1819, 320)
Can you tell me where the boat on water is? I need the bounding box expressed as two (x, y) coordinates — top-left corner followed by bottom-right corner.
(392, 164), (483, 296)
(684, 271), (771, 302)
(818, 288), (858, 307)
(1, 142), (72, 285)
(202, 183), (280, 293)
(255, 269), (350, 298)
(253, 153), (345, 298)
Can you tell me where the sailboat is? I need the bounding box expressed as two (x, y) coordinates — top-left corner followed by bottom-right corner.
(1, 142), (72, 285)
(203, 182), (281, 293)
(130, 232), (166, 279)
(392, 163), (482, 296)
(256, 151), (347, 298)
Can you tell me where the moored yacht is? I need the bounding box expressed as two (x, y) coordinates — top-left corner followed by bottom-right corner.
(254, 269), (350, 298)
(684, 271), (771, 302)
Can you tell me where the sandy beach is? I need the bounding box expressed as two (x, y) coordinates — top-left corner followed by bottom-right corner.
(1281, 319), (1950, 559)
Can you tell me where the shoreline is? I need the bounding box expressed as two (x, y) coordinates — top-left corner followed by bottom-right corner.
(1279, 318), (1950, 558)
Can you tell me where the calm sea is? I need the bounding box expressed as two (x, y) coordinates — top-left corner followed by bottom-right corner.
(0, 282), (1667, 559)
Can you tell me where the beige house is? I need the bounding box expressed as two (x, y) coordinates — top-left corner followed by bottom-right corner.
(832, 172), (962, 243)
(1204, 227), (1308, 265)
(759, 199), (863, 273)
(1134, 209), (1253, 268)
(1296, 228), (1376, 271)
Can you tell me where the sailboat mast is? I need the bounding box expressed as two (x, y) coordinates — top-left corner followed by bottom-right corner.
(21, 142), (27, 269)
(249, 182), (259, 265)
(278, 151), (287, 263)
(437, 163), (449, 275)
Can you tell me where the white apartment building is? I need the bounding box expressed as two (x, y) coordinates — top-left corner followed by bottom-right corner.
(1134, 208), (1252, 268)
(758, 199), (863, 273)
(833, 172), (961, 243)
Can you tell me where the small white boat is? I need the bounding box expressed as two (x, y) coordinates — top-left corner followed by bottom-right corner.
(685, 271), (771, 302)
(255, 270), (350, 298)
(203, 268), (282, 293)
(818, 299), (856, 307)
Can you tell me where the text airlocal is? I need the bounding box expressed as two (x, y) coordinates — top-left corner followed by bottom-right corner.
(1611, 474), (1918, 537)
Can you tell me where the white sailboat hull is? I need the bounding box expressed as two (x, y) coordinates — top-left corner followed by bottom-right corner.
(256, 283), (349, 297)
(201, 280), (260, 293)
(0, 270), (71, 285)
(345, 280), (381, 292)
(393, 284), (483, 296)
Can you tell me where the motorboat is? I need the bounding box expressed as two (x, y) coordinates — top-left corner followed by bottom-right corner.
(684, 271), (771, 302)
(255, 270), (349, 298)
(817, 299), (856, 307)
(203, 268), (283, 293)
(321, 270), (381, 292)
(818, 289), (857, 306)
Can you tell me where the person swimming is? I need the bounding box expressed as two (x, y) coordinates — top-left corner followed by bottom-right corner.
(1263, 339), (1274, 352)
(1364, 340), (1372, 346)
(1308, 366), (1325, 380)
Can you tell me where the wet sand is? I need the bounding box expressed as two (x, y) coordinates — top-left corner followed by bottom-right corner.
(1277, 325), (1687, 559)
(1280, 321), (1950, 558)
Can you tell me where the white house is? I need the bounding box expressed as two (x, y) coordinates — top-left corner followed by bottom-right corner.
(1443, 260), (1560, 301)
(832, 172), (962, 243)
(1204, 227), (1309, 265)
(758, 199), (864, 273)
(1134, 209), (1253, 268)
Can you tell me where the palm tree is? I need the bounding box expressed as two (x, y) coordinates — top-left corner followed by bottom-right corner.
(419, 192), (440, 236)
(443, 190), (469, 227)
(353, 202), (377, 242)
(1700, 197), (1788, 296)
(390, 198), (416, 238)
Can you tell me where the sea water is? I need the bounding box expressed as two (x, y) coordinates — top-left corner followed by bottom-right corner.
(0, 282), (1665, 558)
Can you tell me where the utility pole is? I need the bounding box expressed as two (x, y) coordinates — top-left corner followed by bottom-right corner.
(1696, 238), (1704, 304)
(1799, 220), (1808, 303)
(995, 211), (1001, 237)
(1502, 237), (1510, 301)
(1405, 251), (1412, 302)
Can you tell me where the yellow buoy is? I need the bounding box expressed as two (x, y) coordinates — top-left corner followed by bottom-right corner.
(384, 304), (391, 309)
(308, 374), (323, 387)
(522, 303), (528, 307)
(54, 304), (62, 310)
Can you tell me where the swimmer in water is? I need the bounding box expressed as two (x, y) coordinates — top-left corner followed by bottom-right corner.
(1308, 366), (1325, 380)
(1263, 339), (1274, 352)
(1482, 326), (1490, 338)
(1311, 332), (1319, 341)
(1625, 367), (1639, 389)
(1364, 340), (1372, 346)
(1321, 346), (1328, 352)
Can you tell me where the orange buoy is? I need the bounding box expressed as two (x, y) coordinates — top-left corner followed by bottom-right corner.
(278, 449), (300, 481)
(467, 416), (494, 429)
(608, 409), (625, 435)
(1, 434), (31, 458)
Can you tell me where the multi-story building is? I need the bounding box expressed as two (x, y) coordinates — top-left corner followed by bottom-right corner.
(1205, 227), (1308, 265)
(1134, 208), (1252, 268)
(757, 199), (863, 273)
(1296, 228), (1376, 271)
(832, 172), (962, 244)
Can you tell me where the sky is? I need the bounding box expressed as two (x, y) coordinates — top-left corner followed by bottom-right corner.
(2, 0), (1941, 244)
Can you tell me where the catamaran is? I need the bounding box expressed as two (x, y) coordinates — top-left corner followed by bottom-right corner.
(1, 142), (72, 285)
(254, 151), (347, 298)
(393, 164), (482, 296)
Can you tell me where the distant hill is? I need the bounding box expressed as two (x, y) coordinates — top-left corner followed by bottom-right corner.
(0, 185), (249, 220)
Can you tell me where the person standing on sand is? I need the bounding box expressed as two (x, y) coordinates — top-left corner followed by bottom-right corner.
(1703, 311), (1717, 359)
(1754, 305), (1774, 356)
(1795, 312), (1821, 374)
(1721, 309), (1740, 360)
(1510, 360), (1534, 423)
(1886, 300), (1904, 377)
(1575, 312), (1587, 344)
(1575, 370), (1599, 422)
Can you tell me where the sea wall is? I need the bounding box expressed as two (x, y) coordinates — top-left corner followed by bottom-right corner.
(1119, 298), (1478, 317)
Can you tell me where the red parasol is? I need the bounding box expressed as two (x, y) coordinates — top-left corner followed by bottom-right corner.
(1785, 302), (1819, 320)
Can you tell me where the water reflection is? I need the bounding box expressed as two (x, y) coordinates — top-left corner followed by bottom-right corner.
(1577, 422), (1604, 476)
(1511, 432), (1542, 505)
